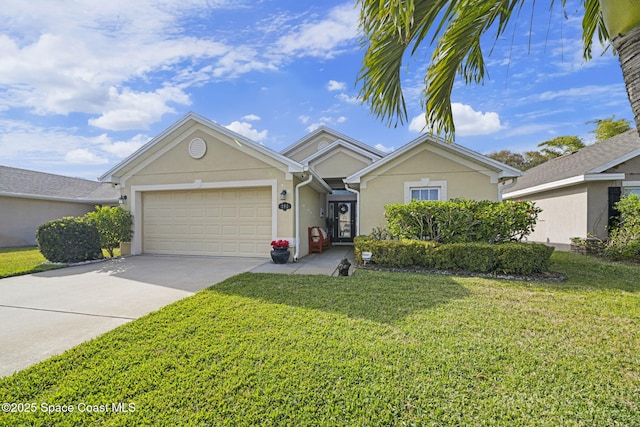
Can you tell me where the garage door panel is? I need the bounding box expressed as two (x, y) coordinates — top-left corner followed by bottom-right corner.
(143, 188), (272, 257)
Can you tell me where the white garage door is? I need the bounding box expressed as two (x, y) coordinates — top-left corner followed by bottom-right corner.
(142, 188), (272, 257)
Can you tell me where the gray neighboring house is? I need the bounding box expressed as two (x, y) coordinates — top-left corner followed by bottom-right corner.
(503, 129), (640, 249)
(0, 165), (119, 247)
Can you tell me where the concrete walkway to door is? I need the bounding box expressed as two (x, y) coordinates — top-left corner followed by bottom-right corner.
(251, 245), (356, 276)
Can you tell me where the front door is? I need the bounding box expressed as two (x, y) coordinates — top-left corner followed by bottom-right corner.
(329, 201), (356, 243)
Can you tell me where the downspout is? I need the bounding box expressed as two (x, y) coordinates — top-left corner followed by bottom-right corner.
(498, 177), (518, 201)
(294, 172), (313, 261)
(344, 183), (360, 238)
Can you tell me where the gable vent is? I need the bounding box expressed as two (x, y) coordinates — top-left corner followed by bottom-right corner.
(189, 138), (207, 159)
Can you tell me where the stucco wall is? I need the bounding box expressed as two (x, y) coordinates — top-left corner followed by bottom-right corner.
(295, 182), (325, 258)
(311, 150), (371, 179)
(521, 184), (589, 247)
(358, 145), (500, 235)
(0, 196), (97, 247)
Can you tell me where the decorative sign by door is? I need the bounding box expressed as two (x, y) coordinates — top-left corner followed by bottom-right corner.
(278, 202), (292, 211)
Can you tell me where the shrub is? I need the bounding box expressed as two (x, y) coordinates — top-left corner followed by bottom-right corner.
(36, 217), (102, 263)
(384, 199), (540, 243)
(354, 236), (437, 268)
(432, 243), (498, 273)
(354, 237), (554, 275)
(85, 206), (133, 257)
(605, 194), (640, 261)
(496, 243), (555, 274)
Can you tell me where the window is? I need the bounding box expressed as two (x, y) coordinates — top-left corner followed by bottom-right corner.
(410, 187), (440, 201)
(404, 179), (447, 203)
(624, 187), (640, 196)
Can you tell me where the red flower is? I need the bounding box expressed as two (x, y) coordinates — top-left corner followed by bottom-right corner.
(271, 239), (290, 249)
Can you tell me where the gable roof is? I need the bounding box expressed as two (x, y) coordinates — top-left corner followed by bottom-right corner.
(504, 129), (640, 198)
(99, 112), (332, 193)
(281, 126), (386, 159)
(0, 165), (119, 203)
(300, 139), (383, 166)
(100, 112), (307, 183)
(344, 132), (522, 184)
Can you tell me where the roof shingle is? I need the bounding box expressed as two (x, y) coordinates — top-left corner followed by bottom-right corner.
(0, 165), (119, 202)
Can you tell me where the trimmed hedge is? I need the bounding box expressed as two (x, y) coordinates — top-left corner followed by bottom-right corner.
(355, 236), (554, 275)
(384, 199), (541, 243)
(36, 217), (103, 263)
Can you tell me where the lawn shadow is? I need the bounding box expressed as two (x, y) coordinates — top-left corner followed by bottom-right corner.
(211, 270), (472, 325)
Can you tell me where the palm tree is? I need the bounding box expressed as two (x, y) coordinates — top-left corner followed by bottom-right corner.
(357, 0), (640, 140)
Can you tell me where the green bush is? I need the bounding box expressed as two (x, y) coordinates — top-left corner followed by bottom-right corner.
(384, 199), (541, 243)
(496, 243), (555, 274)
(355, 237), (554, 275)
(36, 217), (103, 263)
(85, 206), (133, 257)
(432, 243), (498, 273)
(354, 236), (437, 268)
(605, 194), (640, 261)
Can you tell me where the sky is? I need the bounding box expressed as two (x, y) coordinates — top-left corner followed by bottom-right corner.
(0, 0), (633, 180)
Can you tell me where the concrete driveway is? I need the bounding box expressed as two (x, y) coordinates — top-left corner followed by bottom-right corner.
(0, 255), (268, 378)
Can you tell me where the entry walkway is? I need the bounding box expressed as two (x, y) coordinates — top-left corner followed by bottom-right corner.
(251, 245), (356, 276)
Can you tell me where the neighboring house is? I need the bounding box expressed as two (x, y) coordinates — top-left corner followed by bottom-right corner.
(503, 129), (640, 250)
(99, 112), (521, 260)
(0, 166), (119, 247)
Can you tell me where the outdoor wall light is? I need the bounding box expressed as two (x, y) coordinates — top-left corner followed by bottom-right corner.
(118, 195), (128, 205)
(280, 189), (287, 201)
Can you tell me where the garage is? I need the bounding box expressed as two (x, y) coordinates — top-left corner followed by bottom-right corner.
(142, 188), (272, 257)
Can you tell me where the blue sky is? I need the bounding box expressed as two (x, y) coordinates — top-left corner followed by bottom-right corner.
(0, 0), (633, 180)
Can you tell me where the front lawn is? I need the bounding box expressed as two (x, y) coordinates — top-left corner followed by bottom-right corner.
(0, 246), (63, 278)
(1, 252), (639, 425)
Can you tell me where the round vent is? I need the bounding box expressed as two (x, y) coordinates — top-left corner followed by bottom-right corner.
(317, 141), (329, 151)
(188, 138), (207, 159)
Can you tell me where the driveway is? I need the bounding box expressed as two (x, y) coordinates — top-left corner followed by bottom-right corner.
(0, 255), (268, 378)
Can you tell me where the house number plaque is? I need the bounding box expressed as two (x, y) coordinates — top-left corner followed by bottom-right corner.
(278, 202), (292, 211)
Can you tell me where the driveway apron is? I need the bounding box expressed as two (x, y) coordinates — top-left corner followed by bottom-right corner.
(0, 255), (267, 378)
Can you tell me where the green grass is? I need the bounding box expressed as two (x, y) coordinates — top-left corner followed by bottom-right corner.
(0, 247), (64, 278)
(0, 246), (122, 278)
(0, 252), (639, 425)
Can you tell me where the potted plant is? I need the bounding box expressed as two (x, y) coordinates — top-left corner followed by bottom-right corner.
(270, 239), (290, 264)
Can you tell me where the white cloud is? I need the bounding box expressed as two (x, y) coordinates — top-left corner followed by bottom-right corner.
(65, 149), (108, 165)
(374, 143), (395, 153)
(275, 3), (359, 58)
(409, 114), (427, 133)
(102, 134), (150, 158)
(304, 115), (348, 132)
(298, 115), (310, 124)
(452, 103), (503, 136)
(243, 114), (261, 121)
(327, 80), (346, 91)
(88, 86), (191, 130)
(410, 104), (502, 136)
(337, 93), (359, 104)
(225, 120), (268, 142)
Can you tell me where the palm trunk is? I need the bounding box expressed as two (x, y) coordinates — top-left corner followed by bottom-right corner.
(613, 26), (640, 133)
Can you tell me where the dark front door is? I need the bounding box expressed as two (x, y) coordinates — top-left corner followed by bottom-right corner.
(330, 201), (356, 242)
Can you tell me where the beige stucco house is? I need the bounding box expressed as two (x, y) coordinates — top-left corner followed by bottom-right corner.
(0, 166), (119, 247)
(503, 129), (640, 249)
(99, 112), (522, 260)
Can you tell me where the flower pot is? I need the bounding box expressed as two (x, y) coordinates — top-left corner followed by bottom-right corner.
(270, 249), (290, 264)
(120, 242), (131, 256)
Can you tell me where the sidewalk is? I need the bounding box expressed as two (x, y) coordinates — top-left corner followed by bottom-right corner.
(251, 245), (356, 276)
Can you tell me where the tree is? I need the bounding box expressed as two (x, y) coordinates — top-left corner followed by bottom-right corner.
(85, 206), (133, 257)
(589, 116), (632, 141)
(357, 0), (640, 140)
(537, 135), (585, 157)
(487, 149), (550, 170)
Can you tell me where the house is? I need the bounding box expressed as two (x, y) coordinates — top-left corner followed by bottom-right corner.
(0, 166), (119, 247)
(503, 129), (640, 249)
(99, 112), (521, 260)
